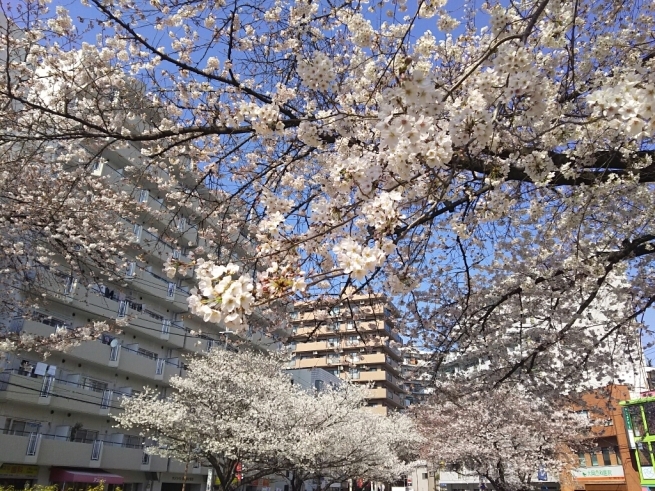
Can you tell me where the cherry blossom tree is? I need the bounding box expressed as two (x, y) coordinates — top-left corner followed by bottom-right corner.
(115, 349), (420, 491)
(273, 389), (422, 491)
(414, 385), (589, 491)
(1, 0), (654, 390)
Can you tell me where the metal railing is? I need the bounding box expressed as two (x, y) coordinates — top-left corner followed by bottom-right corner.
(155, 359), (165, 376)
(91, 440), (103, 461)
(100, 389), (113, 409)
(109, 345), (121, 362)
(40, 376), (55, 398)
(26, 433), (41, 456)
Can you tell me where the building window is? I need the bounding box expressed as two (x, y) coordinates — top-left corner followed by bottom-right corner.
(602, 447), (612, 466)
(637, 442), (653, 467)
(315, 380), (324, 392)
(124, 434), (143, 448)
(71, 428), (99, 444)
(614, 446), (622, 464)
(82, 377), (109, 393)
(422, 473), (428, 480)
(590, 451), (599, 466)
(645, 402), (655, 434)
(4, 419), (40, 436)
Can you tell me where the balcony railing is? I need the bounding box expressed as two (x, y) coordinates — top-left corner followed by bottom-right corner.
(91, 440), (103, 461)
(100, 389), (113, 409)
(40, 375), (55, 398)
(109, 345), (121, 362)
(26, 433), (41, 456)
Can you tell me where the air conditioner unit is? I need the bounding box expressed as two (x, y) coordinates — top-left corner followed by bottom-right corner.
(313, 351), (318, 355)
(360, 348), (365, 352)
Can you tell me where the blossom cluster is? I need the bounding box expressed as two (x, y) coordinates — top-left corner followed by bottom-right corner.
(187, 260), (255, 329)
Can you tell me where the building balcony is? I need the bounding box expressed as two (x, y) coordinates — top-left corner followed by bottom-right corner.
(68, 339), (114, 367)
(294, 357), (331, 369)
(65, 341), (177, 383)
(0, 433), (38, 464)
(366, 388), (405, 408)
(0, 370), (116, 415)
(125, 270), (171, 302)
(129, 315), (186, 349)
(112, 346), (177, 382)
(11, 319), (64, 339)
(183, 335), (209, 354)
(293, 340), (331, 353)
(32, 435), (100, 467)
(0, 424), (174, 470)
(356, 370), (405, 391)
(48, 382), (115, 416)
(101, 443), (165, 471)
(365, 405), (389, 416)
(0, 371), (48, 406)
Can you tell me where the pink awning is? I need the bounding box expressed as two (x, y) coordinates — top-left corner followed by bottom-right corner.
(50, 469), (124, 485)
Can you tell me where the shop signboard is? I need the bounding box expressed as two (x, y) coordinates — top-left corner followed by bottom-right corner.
(0, 465), (39, 479)
(571, 465), (625, 482)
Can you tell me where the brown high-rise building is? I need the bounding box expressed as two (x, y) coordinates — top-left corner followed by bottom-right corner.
(286, 293), (406, 415)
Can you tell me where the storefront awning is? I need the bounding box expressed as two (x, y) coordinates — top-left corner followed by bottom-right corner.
(50, 469), (125, 485)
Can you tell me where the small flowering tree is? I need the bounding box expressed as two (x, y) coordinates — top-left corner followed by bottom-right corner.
(115, 349), (419, 491)
(116, 350), (309, 491)
(272, 387), (422, 491)
(414, 385), (589, 491)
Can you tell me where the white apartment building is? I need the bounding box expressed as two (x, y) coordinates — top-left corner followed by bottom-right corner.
(0, 140), (267, 491)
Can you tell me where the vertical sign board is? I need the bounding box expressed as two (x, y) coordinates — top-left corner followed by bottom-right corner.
(624, 407), (637, 450)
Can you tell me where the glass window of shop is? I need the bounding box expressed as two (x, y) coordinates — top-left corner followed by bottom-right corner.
(645, 402), (655, 435)
(637, 442), (654, 467)
(628, 405), (646, 437)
